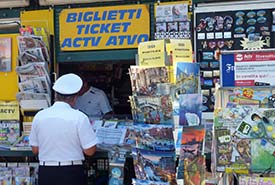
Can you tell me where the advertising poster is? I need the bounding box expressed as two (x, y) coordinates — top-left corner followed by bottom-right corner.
(221, 51), (275, 87)
(59, 4), (150, 51)
(0, 38), (12, 72)
(234, 52), (275, 86)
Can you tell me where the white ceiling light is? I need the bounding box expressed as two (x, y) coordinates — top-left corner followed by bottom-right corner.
(0, 0), (29, 8)
(39, 0), (121, 6)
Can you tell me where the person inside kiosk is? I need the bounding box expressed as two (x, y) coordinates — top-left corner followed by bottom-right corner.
(29, 73), (98, 185)
(74, 74), (113, 120)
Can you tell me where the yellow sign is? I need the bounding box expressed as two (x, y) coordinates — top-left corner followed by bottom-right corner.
(167, 39), (193, 63)
(59, 4), (150, 51)
(0, 101), (20, 120)
(138, 40), (166, 67)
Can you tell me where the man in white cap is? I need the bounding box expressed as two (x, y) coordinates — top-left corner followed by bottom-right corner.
(29, 73), (97, 185)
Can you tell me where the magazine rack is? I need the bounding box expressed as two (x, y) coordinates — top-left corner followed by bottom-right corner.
(16, 27), (52, 115)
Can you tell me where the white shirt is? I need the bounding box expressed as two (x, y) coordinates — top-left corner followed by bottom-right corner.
(29, 102), (97, 162)
(74, 86), (112, 119)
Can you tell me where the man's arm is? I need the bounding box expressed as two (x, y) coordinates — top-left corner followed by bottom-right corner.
(83, 145), (96, 156)
(31, 146), (39, 155)
(102, 111), (113, 119)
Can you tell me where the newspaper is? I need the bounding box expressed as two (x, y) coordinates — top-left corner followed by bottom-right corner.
(16, 62), (50, 84)
(19, 76), (51, 94)
(16, 92), (51, 106)
(17, 36), (49, 62)
(16, 92), (51, 110)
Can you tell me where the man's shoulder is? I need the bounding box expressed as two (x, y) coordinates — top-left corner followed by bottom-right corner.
(89, 86), (105, 94)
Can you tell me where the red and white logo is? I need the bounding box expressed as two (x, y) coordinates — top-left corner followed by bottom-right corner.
(236, 54), (243, 61)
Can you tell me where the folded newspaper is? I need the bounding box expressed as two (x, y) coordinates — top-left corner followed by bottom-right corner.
(19, 76), (51, 94)
(17, 35), (49, 62)
(16, 92), (51, 110)
(16, 62), (50, 84)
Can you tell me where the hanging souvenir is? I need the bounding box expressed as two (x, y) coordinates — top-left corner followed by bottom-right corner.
(224, 16), (233, 30)
(205, 17), (215, 32)
(215, 16), (224, 31)
(246, 11), (256, 18)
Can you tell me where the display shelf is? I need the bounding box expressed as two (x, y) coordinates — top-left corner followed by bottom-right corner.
(0, 150), (34, 157)
(0, 150), (109, 158)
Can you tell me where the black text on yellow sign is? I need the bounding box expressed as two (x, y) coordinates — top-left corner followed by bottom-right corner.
(0, 101), (19, 120)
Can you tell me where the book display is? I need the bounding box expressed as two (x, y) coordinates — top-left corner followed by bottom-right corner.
(129, 39), (209, 185)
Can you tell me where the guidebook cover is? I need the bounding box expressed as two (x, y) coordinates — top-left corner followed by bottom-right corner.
(132, 148), (176, 184)
(179, 94), (202, 126)
(131, 95), (173, 125)
(177, 126), (205, 179)
(129, 66), (169, 96)
(176, 62), (200, 94)
(134, 124), (175, 152)
(0, 37), (12, 72)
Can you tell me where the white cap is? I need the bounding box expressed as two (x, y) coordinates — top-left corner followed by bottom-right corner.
(53, 73), (83, 95)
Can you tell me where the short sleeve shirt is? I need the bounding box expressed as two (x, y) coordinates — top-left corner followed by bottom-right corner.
(74, 87), (112, 119)
(29, 102), (98, 162)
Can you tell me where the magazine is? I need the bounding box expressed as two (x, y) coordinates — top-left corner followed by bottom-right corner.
(10, 135), (31, 151)
(16, 92), (51, 110)
(0, 121), (20, 150)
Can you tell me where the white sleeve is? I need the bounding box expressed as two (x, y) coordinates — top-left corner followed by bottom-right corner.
(99, 91), (112, 114)
(78, 116), (98, 149)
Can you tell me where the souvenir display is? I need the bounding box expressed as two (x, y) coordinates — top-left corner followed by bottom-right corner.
(195, 9), (275, 112)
